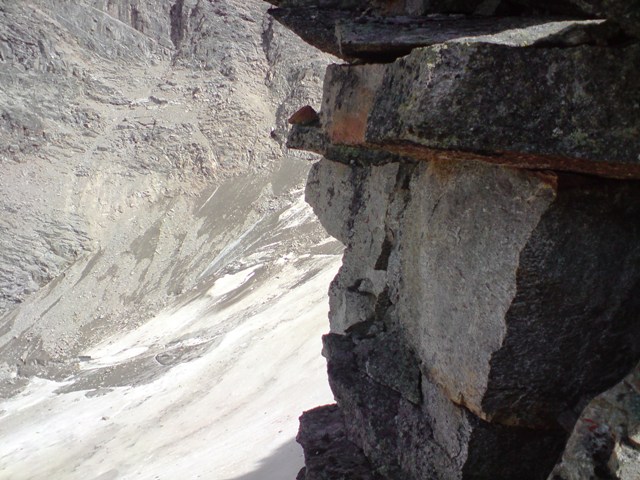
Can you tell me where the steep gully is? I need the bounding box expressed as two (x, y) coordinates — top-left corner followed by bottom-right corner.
(266, 0), (640, 479)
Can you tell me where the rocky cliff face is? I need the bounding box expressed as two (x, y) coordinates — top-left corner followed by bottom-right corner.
(267, 0), (640, 478)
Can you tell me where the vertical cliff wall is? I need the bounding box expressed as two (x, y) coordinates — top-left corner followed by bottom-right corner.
(266, 1), (640, 478)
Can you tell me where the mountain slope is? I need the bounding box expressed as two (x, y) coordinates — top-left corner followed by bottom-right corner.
(0, 1), (340, 477)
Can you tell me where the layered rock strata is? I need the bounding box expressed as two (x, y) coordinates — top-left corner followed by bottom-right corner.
(267, 0), (640, 478)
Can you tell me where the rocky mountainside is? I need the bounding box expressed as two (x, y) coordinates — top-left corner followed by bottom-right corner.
(266, 1), (640, 479)
(0, 1), (342, 478)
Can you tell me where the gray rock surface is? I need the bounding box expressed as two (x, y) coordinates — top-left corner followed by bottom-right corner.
(317, 40), (640, 178)
(324, 329), (566, 479)
(551, 364), (640, 480)
(306, 154), (640, 477)
(280, 0), (640, 476)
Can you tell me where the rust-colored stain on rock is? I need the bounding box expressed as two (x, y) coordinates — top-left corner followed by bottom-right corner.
(328, 84), (378, 145)
(325, 63), (386, 146)
(288, 105), (319, 126)
(329, 109), (370, 145)
(374, 141), (640, 180)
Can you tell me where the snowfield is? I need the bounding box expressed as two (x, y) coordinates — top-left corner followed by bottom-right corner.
(0, 252), (340, 479)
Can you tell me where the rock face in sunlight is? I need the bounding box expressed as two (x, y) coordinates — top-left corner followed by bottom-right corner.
(0, 1), (341, 478)
(270, 0), (640, 479)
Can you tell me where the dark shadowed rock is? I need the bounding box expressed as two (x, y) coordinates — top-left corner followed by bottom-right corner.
(336, 16), (614, 61)
(297, 404), (387, 480)
(570, 0), (640, 37)
(270, 7), (618, 61)
(266, 0), (593, 16)
(323, 326), (567, 479)
(266, 0), (640, 31)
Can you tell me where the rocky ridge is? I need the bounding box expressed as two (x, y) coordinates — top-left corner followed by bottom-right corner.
(268, 0), (640, 478)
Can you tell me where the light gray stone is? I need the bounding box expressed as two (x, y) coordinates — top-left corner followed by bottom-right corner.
(306, 154), (640, 477)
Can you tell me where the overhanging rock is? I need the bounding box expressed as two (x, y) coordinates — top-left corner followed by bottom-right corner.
(317, 40), (640, 178)
(266, 0), (639, 38)
(271, 0), (640, 478)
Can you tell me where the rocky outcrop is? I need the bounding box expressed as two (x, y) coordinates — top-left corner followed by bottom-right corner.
(266, 0), (639, 37)
(319, 43), (640, 178)
(269, 0), (640, 478)
(306, 156), (640, 479)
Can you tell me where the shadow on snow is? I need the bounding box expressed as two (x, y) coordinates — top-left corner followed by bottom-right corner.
(226, 437), (304, 480)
